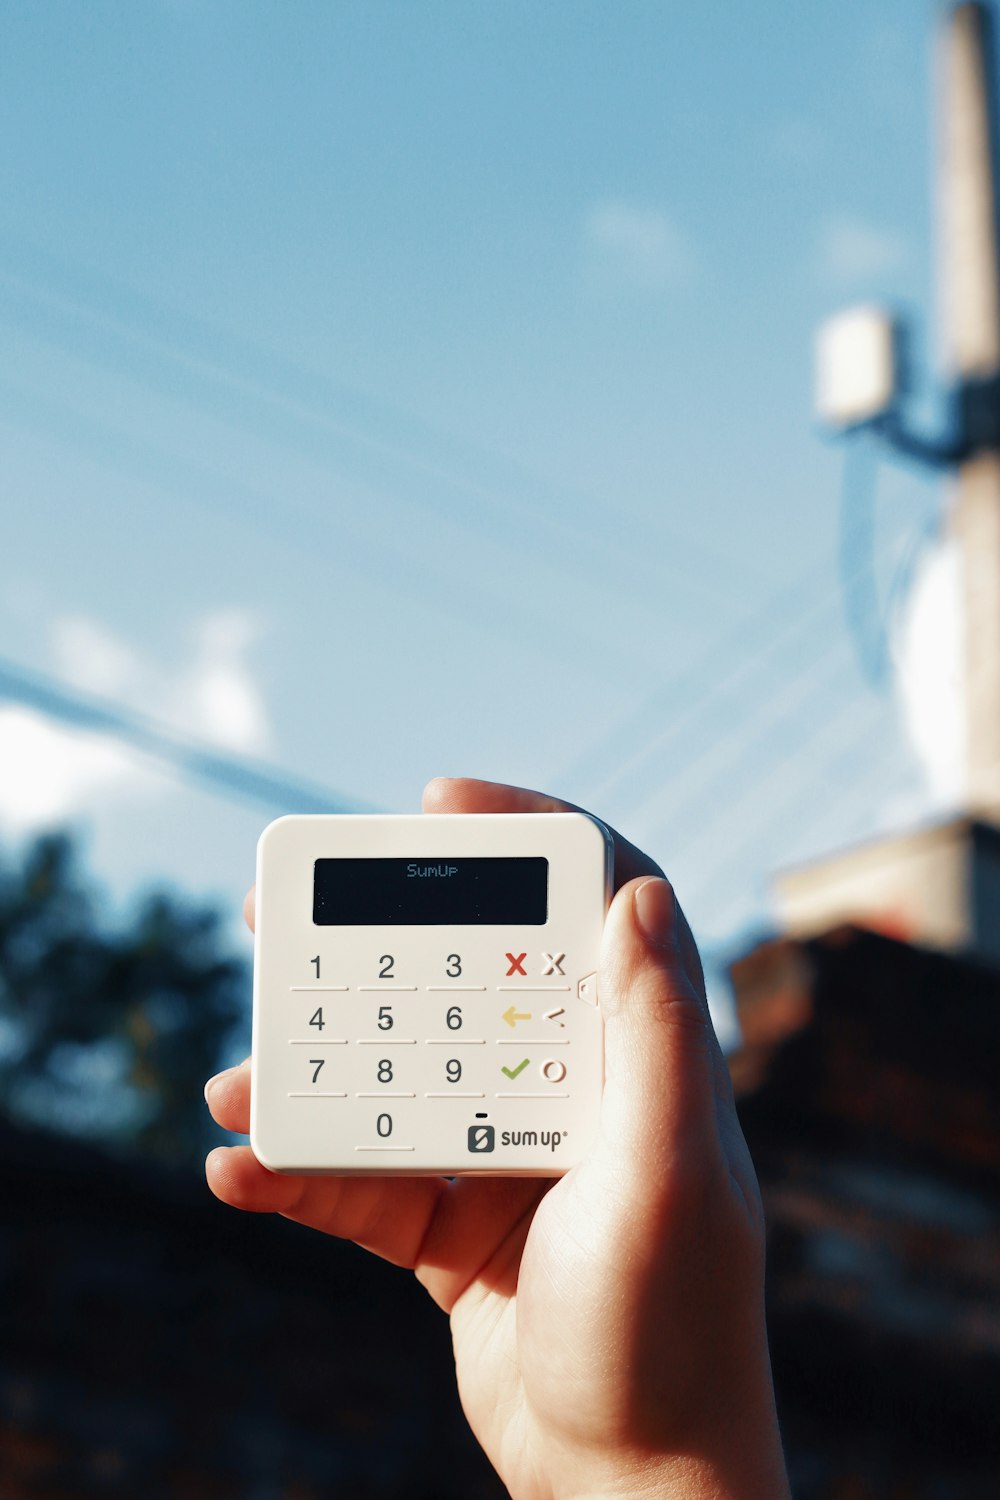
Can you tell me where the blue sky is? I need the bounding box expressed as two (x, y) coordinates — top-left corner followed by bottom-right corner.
(0, 0), (958, 1035)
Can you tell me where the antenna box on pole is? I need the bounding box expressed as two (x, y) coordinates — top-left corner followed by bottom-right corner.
(815, 306), (902, 429)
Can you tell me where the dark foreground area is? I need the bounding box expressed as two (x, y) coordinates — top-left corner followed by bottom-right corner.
(0, 925), (998, 1497)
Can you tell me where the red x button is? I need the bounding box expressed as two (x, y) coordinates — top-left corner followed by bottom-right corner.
(505, 952), (527, 977)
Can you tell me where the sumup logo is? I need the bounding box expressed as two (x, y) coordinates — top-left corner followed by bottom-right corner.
(467, 1124), (495, 1153)
(467, 1123), (565, 1153)
(501, 1129), (564, 1152)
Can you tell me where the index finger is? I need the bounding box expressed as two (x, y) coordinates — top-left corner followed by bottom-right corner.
(421, 776), (664, 887)
(242, 779), (660, 933)
(243, 779), (697, 988)
(422, 777), (704, 1000)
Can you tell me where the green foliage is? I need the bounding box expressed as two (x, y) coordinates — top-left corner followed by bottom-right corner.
(0, 834), (247, 1166)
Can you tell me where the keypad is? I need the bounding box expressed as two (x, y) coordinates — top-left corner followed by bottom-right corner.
(259, 935), (603, 1166)
(263, 942), (593, 1164)
(282, 949), (576, 1152)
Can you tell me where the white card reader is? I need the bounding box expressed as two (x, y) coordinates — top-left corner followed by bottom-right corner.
(250, 812), (612, 1175)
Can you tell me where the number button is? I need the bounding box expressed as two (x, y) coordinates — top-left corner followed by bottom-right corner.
(355, 1044), (414, 1099)
(446, 1005), (463, 1031)
(287, 1042), (347, 1097)
(446, 954), (462, 977)
(378, 955), (395, 980)
(377, 1004), (393, 1031)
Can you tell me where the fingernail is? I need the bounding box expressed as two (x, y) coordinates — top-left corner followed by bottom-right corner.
(634, 878), (676, 945)
(204, 1068), (233, 1103)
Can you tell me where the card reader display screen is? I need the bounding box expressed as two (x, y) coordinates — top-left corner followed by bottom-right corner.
(313, 857), (548, 925)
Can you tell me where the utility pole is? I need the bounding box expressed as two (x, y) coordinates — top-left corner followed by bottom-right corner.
(780, 2), (1000, 961)
(816, 2), (1000, 813)
(943, 2), (1000, 814)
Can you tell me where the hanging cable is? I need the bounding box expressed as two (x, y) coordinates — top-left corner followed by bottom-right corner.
(0, 656), (373, 817)
(838, 429), (888, 688)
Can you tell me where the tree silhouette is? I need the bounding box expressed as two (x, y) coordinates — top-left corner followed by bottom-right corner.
(0, 833), (246, 1165)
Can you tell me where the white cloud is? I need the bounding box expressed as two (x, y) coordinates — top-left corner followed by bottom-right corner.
(0, 609), (271, 835)
(0, 707), (143, 833)
(890, 534), (965, 810)
(818, 214), (909, 286)
(584, 200), (696, 294)
(53, 616), (141, 697)
(172, 609), (270, 754)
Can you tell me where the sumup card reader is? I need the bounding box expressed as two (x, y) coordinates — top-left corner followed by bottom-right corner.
(250, 812), (611, 1175)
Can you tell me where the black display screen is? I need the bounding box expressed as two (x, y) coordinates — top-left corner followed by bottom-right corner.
(313, 857), (548, 926)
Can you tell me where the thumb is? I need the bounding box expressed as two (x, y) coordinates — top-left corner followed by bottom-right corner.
(596, 876), (721, 1168)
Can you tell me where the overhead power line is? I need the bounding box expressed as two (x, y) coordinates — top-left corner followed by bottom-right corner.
(0, 656), (374, 817)
(554, 548), (842, 800)
(678, 685), (892, 918)
(562, 525), (897, 818)
(0, 248), (756, 611)
(623, 628), (860, 835)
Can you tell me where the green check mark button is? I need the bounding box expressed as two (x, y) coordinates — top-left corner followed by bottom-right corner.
(501, 1057), (530, 1080)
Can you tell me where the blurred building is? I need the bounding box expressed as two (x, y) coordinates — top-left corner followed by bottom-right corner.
(752, 10), (1000, 1488)
(0, 1120), (506, 1500)
(730, 925), (1000, 1499)
(774, 816), (1000, 967)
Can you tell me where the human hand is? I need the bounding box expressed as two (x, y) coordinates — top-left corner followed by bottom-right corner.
(205, 779), (789, 1500)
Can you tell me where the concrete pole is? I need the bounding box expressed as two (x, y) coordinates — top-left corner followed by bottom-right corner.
(942, 3), (1000, 813)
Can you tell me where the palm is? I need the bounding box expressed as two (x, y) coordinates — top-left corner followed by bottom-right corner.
(439, 1171), (600, 1498)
